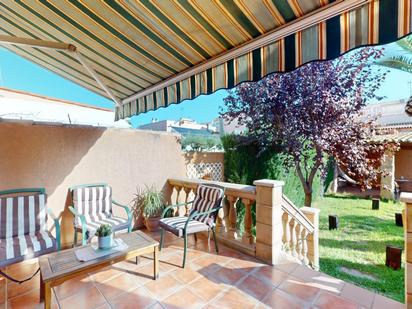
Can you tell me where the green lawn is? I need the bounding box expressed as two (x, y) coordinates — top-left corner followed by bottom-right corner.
(313, 195), (404, 303)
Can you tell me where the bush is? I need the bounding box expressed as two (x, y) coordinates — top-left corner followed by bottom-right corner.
(221, 134), (321, 207)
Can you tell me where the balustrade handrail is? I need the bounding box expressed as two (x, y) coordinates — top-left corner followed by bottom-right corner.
(168, 177), (315, 234)
(282, 195), (315, 233)
(168, 177), (256, 200)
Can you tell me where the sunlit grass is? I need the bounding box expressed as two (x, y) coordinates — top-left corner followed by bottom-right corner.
(313, 195), (404, 303)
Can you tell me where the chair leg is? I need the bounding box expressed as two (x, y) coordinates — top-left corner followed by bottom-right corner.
(73, 230), (78, 247)
(207, 229), (211, 252)
(212, 227), (219, 253)
(159, 229), (164, 251)
(182, 233), (188, 268)
(82, 230), (88, 246)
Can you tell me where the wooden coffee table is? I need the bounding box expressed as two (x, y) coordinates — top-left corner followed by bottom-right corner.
(38, 231), (159, 309)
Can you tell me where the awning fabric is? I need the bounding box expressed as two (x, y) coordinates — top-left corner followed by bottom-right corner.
(0, 1), (411, 121)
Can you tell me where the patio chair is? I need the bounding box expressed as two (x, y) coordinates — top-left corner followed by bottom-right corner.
(0, 188), (60, 283)
(159, 184), (224, 268)
(69, 183), (132, 246)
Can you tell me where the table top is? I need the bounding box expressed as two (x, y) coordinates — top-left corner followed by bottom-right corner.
(39, 231), (158, 282)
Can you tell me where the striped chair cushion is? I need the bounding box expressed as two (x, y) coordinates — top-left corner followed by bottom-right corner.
(75, 214), (129, 233)
(159, 217), (209, 238)
(72, 186), (113, 227)
(0, 194), (47, 239)
(0, 231), (56, 268)
(190, 185), (224, 224)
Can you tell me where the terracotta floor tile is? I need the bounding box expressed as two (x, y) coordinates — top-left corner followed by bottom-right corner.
(229, 256), (265, 271)
(340, 283), (375, 308)
(210, 287), (256, 309)
(96, 271), (145, 300)
(372, 293), (404, 309)
(95, 304), (112, 309)
(210, 266), (246, 285)
(315, 291), (358, 309)
(260, 288), (306, 309)
(290, 264), (321, 282)
(89, 265), (125, 284)
(310, 273), (345, 295)
(188, 277), (225, 301)
(54, 273), (94, 300)
(161, 287), (205, 309)
(274, 262), (300, 274)
(237, 275), (273, 301)
(8, 288), (59, 309)
(278, 276), (320, 303)
(109, 286), (157, 309)
(59, 286), (107, 309)
(144, 274), (183, 300)
(6, 275), (39, 300)
(148, 302), (164, 309)
(254, 265), (289, 286)
(170, 264), (202, 284)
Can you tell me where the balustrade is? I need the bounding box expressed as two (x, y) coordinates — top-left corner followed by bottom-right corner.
(167, 177), (319, 269)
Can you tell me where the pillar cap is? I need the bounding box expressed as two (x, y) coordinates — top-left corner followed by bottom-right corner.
(301, 206), (320, 214)
(253, 179), (284, 188)
(400, 192), (412, 204)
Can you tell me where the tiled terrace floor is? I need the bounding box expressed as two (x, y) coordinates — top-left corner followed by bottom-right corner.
(0, 231), (404, 309)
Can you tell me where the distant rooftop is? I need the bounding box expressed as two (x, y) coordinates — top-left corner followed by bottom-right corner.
(363, 99), (412, 128)
(0, 87), (130, 128)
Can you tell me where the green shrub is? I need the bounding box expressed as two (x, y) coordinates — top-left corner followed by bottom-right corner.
(221, 134), (321, 207)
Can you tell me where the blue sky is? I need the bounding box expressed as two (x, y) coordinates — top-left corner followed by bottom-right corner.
(1, 40), (411, 127)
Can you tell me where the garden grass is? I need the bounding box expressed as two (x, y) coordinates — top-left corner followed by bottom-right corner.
(313, 194), (404, 303)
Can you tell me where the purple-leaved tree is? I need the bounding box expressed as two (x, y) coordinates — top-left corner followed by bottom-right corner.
(223, 47), (398, 206)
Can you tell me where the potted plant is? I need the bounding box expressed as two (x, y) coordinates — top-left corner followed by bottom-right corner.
(95, 224), (113, 249)
(132, 185), (164, 231)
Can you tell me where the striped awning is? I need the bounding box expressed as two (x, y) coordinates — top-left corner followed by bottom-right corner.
(0, 1), (411, 121)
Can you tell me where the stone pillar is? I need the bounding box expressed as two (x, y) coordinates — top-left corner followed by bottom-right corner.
(254, 179), (284, 265)
(301, 206), (320, 271)
(401, 192), (412, 308)
(380, 152), (395, 200)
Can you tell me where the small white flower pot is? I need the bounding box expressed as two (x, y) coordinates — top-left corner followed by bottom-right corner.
(98, 234), (113, 249)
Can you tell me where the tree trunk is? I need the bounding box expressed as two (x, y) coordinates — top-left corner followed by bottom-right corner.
(304, 190), (312, 207)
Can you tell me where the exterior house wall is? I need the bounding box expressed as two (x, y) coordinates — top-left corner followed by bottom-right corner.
(0, 123), (186, 246)
(395, 146), (412, 179)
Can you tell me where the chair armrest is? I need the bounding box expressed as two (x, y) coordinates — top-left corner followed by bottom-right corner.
(68, 206), (87, 233)
(47, 208), (61, 250)
(183, 206), (222, 232)
(112, 200), (132, 222)
(161, 201), (194, 218)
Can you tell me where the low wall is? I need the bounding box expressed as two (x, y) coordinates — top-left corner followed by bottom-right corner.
(0, 122), (186, 246)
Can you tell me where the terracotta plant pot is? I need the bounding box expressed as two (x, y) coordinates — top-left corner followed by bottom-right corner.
(145, 217), (160, 232)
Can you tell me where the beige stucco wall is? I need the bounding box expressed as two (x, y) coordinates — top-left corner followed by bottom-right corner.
(395, 146), (412, 179)
(0, 122), (186, 246)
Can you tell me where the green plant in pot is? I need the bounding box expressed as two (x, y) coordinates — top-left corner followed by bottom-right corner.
(132, 185), (164, 232)
(95, 224), (113, 249)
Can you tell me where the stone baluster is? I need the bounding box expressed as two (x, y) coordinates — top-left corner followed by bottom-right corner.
(301, 207), (320, 271)
(217, 197), (229, 235)
(289, 218), (298, 258)
(301, 228), (309, 265)
(295, 223), (303, 260)
(174, 186), (182, 216)
(282, 212), (291, 253)
(183, 187), (192, 216)
(227, 195), (239, 239)
(242, 198), (254, 245)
